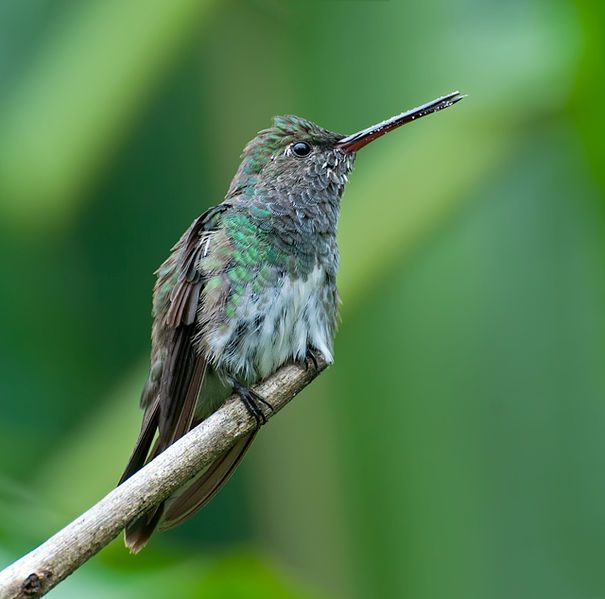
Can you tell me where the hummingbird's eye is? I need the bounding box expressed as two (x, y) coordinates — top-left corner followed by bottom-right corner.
(291, 141), (312, 157)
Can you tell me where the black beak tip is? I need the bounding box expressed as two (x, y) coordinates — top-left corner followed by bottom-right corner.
(449, 91), (467, 105)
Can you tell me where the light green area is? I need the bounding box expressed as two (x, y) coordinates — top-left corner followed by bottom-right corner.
(0, 0), (216, 230)
(1, 0), (604, 598)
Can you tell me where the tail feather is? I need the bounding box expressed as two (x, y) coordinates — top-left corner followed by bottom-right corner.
(124, 503), (165, 554)
(161, 431), (257, 531)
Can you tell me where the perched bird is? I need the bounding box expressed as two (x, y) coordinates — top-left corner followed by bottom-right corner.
(119, 91), (465, 552)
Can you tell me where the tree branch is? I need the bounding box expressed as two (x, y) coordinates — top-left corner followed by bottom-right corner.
(0, 358), (327, 599)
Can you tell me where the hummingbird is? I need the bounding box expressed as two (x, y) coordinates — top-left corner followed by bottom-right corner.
(119, 91), (465, 552)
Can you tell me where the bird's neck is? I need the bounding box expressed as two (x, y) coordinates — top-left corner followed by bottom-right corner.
(230, 187), (341, 279)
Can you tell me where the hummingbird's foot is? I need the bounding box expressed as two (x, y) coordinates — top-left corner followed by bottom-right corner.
(303, 347), (321, 371)
(232, 382), (273, 426)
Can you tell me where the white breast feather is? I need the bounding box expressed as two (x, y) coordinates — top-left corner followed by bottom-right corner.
(206, 265), (334, 382)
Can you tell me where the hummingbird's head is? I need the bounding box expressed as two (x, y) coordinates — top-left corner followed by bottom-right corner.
(228, 115), (355, 202)
(227, 91), (465, 207)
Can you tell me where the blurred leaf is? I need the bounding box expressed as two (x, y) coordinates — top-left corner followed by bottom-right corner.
(0, 0), (216, 231)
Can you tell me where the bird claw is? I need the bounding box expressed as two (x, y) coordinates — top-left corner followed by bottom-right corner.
(233, 382), (273, 426)
(303, 348), (321, 371)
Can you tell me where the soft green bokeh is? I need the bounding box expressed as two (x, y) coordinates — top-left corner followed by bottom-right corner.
(1, 0), (603, 597)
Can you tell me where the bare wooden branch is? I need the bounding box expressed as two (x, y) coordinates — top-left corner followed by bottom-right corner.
(0, 359), (326, 599)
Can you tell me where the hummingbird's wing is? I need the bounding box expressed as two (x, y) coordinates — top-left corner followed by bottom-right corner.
(119, 205), (230, 552)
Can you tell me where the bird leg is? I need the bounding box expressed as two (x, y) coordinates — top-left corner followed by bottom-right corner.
(231, 381), (273, 426)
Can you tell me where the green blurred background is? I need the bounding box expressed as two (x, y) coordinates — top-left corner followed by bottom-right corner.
(1, 0), (604, 597)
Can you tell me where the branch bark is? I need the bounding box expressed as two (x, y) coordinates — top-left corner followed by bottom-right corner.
(0, 359), (327, 599)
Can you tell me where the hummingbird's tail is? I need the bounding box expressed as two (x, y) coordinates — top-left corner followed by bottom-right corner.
(119, 399), (167, 554)
(120, 401), (258, 553)
(160, 430), (257, 530)
(124, 502), (165, 554)
(122, 430), (257, 553)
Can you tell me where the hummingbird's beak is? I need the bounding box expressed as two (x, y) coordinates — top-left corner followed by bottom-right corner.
(336, 91), (465, 153)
